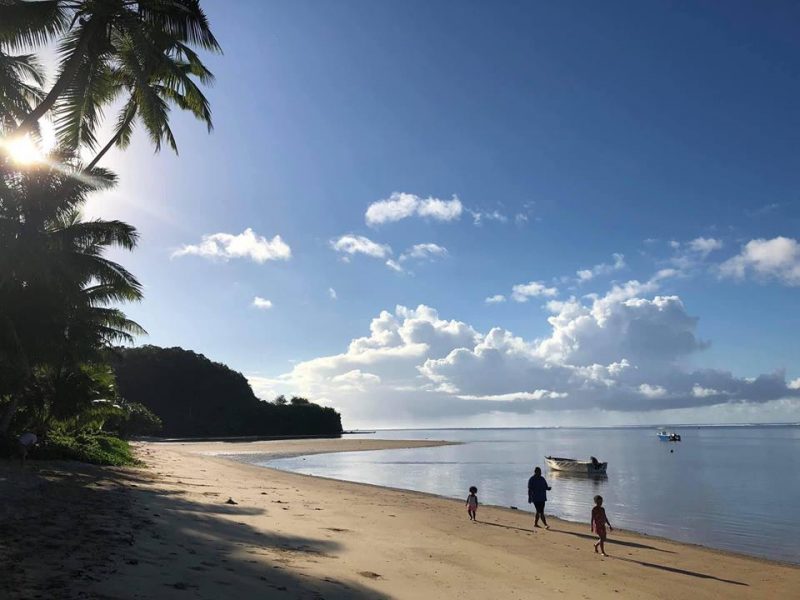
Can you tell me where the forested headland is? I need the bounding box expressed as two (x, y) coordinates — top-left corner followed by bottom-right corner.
(111, 346), (342, 438)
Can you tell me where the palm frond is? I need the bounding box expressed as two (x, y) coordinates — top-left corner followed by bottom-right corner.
(0, 0), (70, 51)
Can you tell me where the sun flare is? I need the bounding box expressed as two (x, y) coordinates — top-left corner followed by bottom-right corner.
(1, 135), (45, 165)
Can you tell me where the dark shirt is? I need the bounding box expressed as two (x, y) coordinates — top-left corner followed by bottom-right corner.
(528, 474), (550, 503)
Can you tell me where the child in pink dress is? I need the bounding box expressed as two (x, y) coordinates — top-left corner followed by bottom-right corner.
(591, 495), (613, 556)
(466, 486), (479, 521)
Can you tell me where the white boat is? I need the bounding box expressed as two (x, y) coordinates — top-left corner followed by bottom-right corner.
(545, 455), (608, 474)
(657, 429), (681, 442)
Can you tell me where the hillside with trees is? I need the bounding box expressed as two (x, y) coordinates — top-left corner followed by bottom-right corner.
(111, 346), (342, 438)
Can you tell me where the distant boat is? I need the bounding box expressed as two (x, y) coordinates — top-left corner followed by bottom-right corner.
(545, 455), (608, 474)
(657, 429), (681, 442)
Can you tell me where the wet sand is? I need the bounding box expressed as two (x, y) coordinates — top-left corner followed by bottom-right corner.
(1, 438), (798, 599)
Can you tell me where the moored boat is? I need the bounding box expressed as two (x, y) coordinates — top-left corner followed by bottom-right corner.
(657, 429), (681, 442)
(545, 455), (608, 474)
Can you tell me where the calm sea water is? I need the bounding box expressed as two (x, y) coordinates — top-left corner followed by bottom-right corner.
(255, 426), (800, 564)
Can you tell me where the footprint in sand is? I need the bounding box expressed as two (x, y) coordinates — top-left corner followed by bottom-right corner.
(323, 528), (350, 533)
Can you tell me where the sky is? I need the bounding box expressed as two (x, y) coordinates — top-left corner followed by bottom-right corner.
(82, 0), (799, 428)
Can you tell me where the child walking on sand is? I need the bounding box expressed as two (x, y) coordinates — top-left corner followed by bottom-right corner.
(591, 495), (613, 556)
(466, 486), (479, 521)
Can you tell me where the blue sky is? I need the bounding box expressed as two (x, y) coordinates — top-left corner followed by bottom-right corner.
(86, 1), (799, 427)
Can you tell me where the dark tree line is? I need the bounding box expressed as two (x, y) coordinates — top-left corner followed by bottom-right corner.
(111, 346), (342, 438)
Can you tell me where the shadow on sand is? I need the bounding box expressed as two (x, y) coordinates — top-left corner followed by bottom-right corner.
(478, 520), (746, 587)
(479, 520), (675, 554)
(0, 460), (388, 599)
(613, 556), (748, 586)
(549, 527), (677, 553)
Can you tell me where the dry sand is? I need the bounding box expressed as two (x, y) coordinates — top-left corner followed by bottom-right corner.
(1, 437), (798, 599)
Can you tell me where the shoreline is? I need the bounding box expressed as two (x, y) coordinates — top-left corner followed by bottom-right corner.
(208, 441), (797, 569)
(153, 439), (800, 574)
(260, 464), (797, 569)
(2, 438), (798, 599)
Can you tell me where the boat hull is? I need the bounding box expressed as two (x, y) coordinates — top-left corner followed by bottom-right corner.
(545, 456), (608, 474)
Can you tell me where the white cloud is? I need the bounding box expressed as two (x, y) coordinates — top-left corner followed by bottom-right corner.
(688, 237), (723, 256)
(385, 259), (405, 273)
(331, 369), (381, 391)
(692, 384), (721, 398)
(417, 196), (463, 221)
(511, 281), (559, 302)
(485, 294), (506, 304)
(365, 192), (462, 226)
(399, 243), (448, 262)
(172, 228), (291, 263)
(576, 253), (626, 282)
(330, 234), (391, 259)
(719, 237), (800, 286)
(262, 273), (800, 427)
(470, 209), (508, 225)
(639, 384), (667, 398)
(457, 390), (567, 401)
(252, 296), (273, 310)
(328, 287), (337, 300)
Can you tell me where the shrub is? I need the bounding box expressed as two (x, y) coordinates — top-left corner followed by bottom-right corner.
(37, 431), (138, 466)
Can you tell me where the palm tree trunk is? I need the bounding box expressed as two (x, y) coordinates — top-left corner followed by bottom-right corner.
(85, 109), (135, 170)
(12, 20), (95, 138)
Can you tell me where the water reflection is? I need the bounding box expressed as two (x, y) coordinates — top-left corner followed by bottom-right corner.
(548, 470), (608, 483)
(254, 426), (800, 564)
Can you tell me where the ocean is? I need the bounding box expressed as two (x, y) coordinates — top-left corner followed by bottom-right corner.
(254, 426), (800, 564)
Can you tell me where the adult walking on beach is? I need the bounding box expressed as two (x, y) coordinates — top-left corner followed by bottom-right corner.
(528, 466), (552, 529)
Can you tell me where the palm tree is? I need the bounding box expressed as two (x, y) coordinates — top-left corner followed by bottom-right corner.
(0, 0), (220, 157)
(84, 28), (214, 169)
(0, 50), (45, 133)
(0, 152), (144, 433)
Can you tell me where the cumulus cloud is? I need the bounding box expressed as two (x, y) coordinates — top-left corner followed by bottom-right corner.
(639, 384), (667, 398)
(331, 369), (381, 391)
(511, 281), (559, 302)
(172, 228), (291, 263)
(330, 234), (391, 259)
(365, 192), (462, 226)
(576, 253), (626, 282)
(688, 237), (723, 256)
(719, 237), (800, 286)
(252, 296), (273, 310)
(692, 384), (721, 398)
(331, 236), (447, 274)
(258, 273), (800, 426)
(485, 294), (506, 304)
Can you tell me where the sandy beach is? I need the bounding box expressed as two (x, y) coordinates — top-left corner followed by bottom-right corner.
(2, 438), (798, 599)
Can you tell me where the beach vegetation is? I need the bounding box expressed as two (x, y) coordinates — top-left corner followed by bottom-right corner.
(0, 1), (219, 464)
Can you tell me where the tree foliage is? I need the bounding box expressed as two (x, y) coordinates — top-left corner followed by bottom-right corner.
(0, 153), (144, 436)
(111, 346), (343, 438)
(0, 0), (220, 164)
